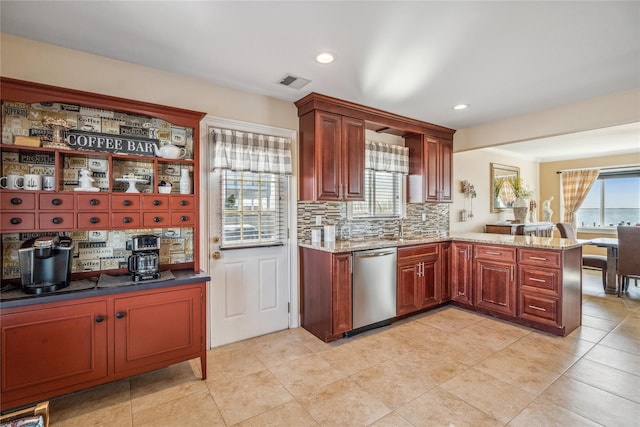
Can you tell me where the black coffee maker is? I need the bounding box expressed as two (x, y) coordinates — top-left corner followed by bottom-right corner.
(18, 235), (74, 294)
(128, 235), (160, 281)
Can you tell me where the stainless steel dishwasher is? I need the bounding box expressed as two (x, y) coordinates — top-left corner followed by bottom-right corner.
(352, 247), (397, 331)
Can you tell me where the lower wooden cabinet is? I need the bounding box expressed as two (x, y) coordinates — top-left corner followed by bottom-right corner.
(473, 245), (517, 316)
(439, 242), (451, 302)
(451, 242), (473, 305)
(0, 283), (206, 411)
(300, 247), (352, 342)
(396, 244), (440, 316)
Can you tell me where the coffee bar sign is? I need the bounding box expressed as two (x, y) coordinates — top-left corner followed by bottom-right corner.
(66, 130), (160, 157)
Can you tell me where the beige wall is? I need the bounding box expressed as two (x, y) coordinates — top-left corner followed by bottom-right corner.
(451, 150), (539, 233)
(0, 34), (298, 131)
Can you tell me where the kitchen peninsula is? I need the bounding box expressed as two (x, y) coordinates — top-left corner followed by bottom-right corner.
(299, 232), (584, 342)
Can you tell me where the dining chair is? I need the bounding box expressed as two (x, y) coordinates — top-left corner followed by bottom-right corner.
(616, 226), (640, 297)
(556, 222), (608, 289)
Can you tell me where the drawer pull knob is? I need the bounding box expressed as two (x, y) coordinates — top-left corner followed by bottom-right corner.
(180, 215), (188, 222)
(530, 278), (546, 283)
(180, 200), (188, 206)
(486, 251), (501, 255)
(90, 199), (99, 205)
(95, 315), (105, 323)
(52, 217), (63, 224)
(153, 216), (161, 222)
(153, 200), (161, 206)
(123, 200), (132, 206)
(528, 305), (547, 312)
(123, 217), (132, 223)
(52, 198), (62, 206)
(115, 311), (126, 319)
(90, 217), (99, 224)
(10, 218), (21, 225)
(530, 256), (547, 261)
(10, 198), (22, 205)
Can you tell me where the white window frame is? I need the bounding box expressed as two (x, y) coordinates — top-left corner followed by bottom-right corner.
(348, 170), (405, 219)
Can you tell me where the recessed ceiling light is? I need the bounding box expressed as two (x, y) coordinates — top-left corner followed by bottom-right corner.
(453, 104), (469, 110)
(316, 52), (334, 64)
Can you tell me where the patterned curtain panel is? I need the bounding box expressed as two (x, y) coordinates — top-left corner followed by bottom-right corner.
(365, 141), (409, 175)
(212, 128), (292, 175)
(561, 169), (600, 228)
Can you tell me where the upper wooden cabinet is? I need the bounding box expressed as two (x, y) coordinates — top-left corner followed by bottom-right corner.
(406, 135), (453, 203)
(298, 110), (365, 201)
(295, 93), (455, 202)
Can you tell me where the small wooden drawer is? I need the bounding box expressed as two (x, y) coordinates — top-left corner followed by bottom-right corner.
(111, 213), (141, 228)
(142, 195), (170, 210)
(1, 192), (36, 211)
(39, 193), (75, 210)
(170, 195), (195, 210)
(1, 212), (35, 232)
(475, 245), (516, 262)
(519, 292), (560, 327)
(398, 243), (439, 260)
(111, 194), (141, 210)
(143, 211), (170, 227)
(76, 194), (109, 211)
(519, 266), (560, 295)
(39, 212), (74, 230)
(77, 212), (110, 229)
(171, 212), (194, 226)
(518, 249), (561, 268)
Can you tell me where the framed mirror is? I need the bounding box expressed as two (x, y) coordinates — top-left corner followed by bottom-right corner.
(490, 163), (520, 212)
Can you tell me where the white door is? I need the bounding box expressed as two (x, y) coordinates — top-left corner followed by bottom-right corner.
(200, 118), (295, 348)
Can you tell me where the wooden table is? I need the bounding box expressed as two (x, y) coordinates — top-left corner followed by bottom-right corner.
(485, 222), (554, 237)
(589, 237), (618, 295)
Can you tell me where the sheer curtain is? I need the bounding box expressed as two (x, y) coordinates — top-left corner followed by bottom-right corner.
(561, 169), (600, 229)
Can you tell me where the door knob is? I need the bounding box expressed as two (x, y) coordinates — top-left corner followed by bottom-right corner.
(212, 251), (221, 260)
(212, 236), (220, 243)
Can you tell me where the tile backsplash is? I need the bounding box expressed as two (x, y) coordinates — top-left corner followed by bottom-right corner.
(297, 202), (449, 242)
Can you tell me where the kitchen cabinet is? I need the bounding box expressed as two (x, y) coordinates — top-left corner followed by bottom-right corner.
(396, 244), (440, 316)
(0, 283), (206, 410)
(299, 247), (352, 342)
(517, 248), (563, 328)
(473, 245), (517, 316)
(439, 242), (451, 302)
(298, 110), (364, 201)
(451, 242), (473, 305)
(406, 134), (453, 203)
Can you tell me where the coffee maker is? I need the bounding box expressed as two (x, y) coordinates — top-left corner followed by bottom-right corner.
(128, 235), (160, 281)
(18, 235), (73, 294)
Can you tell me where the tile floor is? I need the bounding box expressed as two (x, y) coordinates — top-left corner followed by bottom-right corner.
(49, 269), (640, 426)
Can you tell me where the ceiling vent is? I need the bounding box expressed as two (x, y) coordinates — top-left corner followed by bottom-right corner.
(278, 73), (311, 90)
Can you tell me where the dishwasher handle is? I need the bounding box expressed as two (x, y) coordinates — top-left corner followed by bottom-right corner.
(355, 251), (395, 258)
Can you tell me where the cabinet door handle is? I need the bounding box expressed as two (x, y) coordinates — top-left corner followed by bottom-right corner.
(52, 198), (62, 206)
(123, 200), (132, 206)
(530, 256), (547, 261)
(10, 198), (22, 205)
(180, 200), (188, 206)
(486, 251), (501, 256)
(10, 218), (22, 225)
(90, 199), (100, 205)
(95, 315), (105, 323)
(153, 199), (161, 206)
(528, 305), (546, 312)
(123, 217), (132, 223)
(529, 278), (546, 283)
(52, 217), (63, 224)
(116, 311), (126, 319)
(90, 217), (99, 224)
(153, 216), (161, 223)
(180, 215), (188, 222)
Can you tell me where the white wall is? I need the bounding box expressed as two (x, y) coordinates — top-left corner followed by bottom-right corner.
(450, 150), (539, 233)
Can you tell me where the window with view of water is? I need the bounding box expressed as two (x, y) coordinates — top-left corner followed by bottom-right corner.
(221, 171), (285, 246)
(576, 171), (640, 228)
(351, 170), (402, 218)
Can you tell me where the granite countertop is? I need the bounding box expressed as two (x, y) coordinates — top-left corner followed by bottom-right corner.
(298, 231), (587, 253)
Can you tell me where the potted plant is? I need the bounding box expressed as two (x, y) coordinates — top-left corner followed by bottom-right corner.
(510, 177), (533, 223)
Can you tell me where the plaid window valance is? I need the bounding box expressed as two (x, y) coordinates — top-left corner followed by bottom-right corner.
(365, 141), (409, 175)
(212, 128), (292, 175)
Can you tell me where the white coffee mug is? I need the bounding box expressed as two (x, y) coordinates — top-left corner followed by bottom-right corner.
(24, 174), (42, 191)
(43, 176), (55, 191)
(0, 175), (24, 190)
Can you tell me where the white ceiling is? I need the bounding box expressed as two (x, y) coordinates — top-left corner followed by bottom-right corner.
(1, 1), (639, 160)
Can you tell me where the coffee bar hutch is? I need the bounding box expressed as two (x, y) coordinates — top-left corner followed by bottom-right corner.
(0, 77), (208, 411)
